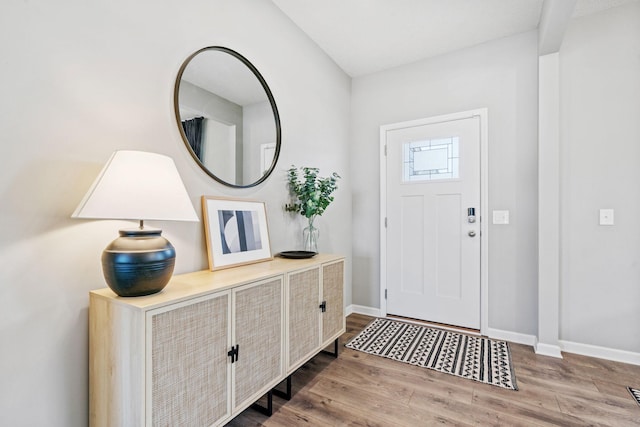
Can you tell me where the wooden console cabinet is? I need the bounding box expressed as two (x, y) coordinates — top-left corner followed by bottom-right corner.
(89, 254), (345, 427)
(286, 261), (344, 372)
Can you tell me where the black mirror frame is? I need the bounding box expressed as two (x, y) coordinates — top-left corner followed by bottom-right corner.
(174, 46), (281, 188)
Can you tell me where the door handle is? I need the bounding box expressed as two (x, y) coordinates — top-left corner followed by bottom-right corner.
(468, 231), (476, 237)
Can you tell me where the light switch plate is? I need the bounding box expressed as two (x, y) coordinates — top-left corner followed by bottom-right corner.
(493, 210), (509, 225)
(599, 209), (614, 225)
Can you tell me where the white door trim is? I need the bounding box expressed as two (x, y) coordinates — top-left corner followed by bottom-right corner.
(380, 108), (489, 335)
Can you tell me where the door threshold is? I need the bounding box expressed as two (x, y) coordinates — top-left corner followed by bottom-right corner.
(386, 314), (481, 336)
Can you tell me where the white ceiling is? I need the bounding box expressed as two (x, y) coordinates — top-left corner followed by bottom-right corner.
(573, 0), (639, 16)
(271, 0), (639, 77)
(181, 49), (267, 106)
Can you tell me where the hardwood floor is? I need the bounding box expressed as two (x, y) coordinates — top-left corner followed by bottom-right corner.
(227, 314), (640, 426)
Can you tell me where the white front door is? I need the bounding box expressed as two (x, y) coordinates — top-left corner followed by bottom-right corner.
(383, 113), (482, 329)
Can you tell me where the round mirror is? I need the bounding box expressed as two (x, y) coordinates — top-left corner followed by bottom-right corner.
(174, 47), (281, 188)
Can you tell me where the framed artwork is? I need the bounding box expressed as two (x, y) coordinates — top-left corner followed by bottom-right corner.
(202, 196), (273, 270)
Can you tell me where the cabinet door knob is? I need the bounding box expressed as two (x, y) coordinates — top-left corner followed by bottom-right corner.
(319, 301), (327, 312)
(228, 344), (239, 363)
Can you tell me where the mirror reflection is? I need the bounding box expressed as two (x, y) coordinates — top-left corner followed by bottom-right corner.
(174, 47), (281, 188)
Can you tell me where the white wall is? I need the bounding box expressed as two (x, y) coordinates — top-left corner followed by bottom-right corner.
(0, 1), (351, 425)
(350, 31), (540, 335)
(179, 80), (243, 182)
(243, 100), (275, 183)
(560, 2), (640, 352)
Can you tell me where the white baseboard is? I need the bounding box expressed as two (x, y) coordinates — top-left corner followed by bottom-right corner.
(559, 340), (640, 366)
(347, 304), (381, 317)
(486, 327), (537, 347)
(535, 342), (563, 358)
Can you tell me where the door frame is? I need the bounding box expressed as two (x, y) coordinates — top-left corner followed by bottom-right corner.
(379, 108), (489, 334)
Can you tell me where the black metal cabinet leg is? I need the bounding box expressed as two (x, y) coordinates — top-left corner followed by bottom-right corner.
(321, 337), (339, 358)
(273, 375), (292, 400)
(250, 389), (273, 416)
(252, 338), (339, 417)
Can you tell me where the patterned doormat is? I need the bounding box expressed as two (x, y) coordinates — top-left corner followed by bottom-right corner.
(628, 387), (640, 407)
(345, 318), (518, 390)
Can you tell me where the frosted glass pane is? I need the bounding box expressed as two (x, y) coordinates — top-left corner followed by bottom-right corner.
(414, 148), (448, 172)
(403, 137), (459, 182)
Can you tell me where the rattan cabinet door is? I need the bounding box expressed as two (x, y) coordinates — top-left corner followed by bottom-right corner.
(149, 292), (231, 427)
(322, 260), (345, 345)
(232, 277), (284, 411)
(287, 267), (321, 371)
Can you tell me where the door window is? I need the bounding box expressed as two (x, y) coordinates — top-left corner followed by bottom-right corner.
(403, 137), (459, 182)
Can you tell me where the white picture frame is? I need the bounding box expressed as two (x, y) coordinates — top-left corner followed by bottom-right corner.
(201, 196), (273, 270)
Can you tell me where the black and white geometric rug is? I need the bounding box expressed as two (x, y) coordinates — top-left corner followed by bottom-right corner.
(628, 387), (640, 407)
(345, 318), (518, 390)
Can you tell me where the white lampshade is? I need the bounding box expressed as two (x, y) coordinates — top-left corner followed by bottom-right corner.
(72, 150), (199, 223)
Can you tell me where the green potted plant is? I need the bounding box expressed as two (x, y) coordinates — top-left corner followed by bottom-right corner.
(285, 166), (340, 252)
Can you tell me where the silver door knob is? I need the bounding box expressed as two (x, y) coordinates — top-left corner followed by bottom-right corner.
(468, 231), (476, 237)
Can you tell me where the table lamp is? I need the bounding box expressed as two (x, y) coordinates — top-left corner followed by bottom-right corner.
(72, 150), (199, 297)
